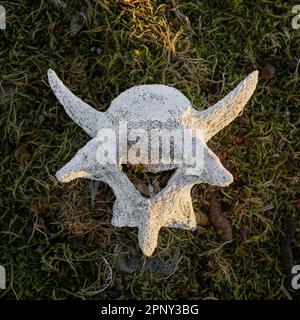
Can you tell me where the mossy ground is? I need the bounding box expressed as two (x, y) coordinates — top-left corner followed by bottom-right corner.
(0, 0), (299, 299)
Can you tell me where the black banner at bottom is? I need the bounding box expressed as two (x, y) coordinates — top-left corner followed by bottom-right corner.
(0, 300), (297, 318)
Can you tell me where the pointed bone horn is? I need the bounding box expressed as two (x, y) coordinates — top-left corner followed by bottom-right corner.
(48, 69), (106, 137)
(196, 71), (258, 141)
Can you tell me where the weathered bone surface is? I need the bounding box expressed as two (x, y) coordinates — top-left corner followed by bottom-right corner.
(48, 69), (258, 256)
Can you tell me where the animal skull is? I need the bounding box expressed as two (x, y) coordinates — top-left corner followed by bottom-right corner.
(48, 69), (258, 256)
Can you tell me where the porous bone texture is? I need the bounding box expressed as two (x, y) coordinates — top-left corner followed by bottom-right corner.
(48, 69), (258, 256)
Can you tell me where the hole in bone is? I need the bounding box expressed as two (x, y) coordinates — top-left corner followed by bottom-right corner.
(121, 164), (176, 198)
(89, 181), (115, 214)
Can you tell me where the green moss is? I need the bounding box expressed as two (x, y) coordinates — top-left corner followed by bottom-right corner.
(0, 0), (299, 300)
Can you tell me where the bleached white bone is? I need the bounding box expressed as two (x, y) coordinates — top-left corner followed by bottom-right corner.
(49, 69), (258, 256)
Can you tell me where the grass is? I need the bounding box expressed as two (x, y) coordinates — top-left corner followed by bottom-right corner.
(0, 0), (299, 300)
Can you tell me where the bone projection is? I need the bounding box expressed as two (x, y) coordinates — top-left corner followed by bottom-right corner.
(48, 69), (258, 256)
